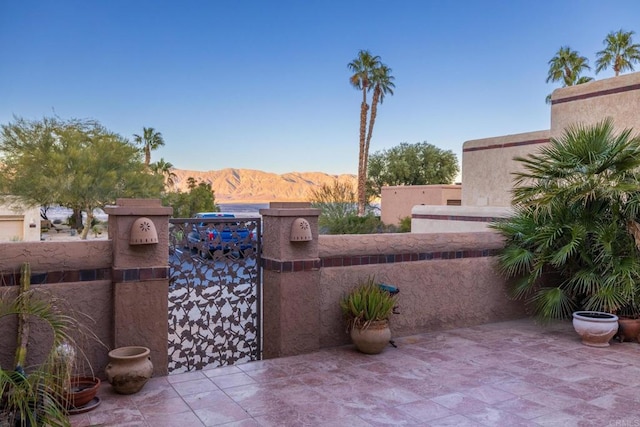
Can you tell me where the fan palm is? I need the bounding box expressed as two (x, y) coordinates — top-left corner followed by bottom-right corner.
(595, 29), (640, 76)
(363, 64), (395, 203)
(348, 50), (380, 216)
(133, 127), (165, 167)
(150, 158), (177, 188)
(491, 119), (640, 321)
(545, 46), (593, 104)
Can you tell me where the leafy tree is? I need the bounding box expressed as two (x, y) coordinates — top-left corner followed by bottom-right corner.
(150, 157), (177, 189)
(367, 142), (459, 198)
(490, 119), (640, 321)
(0, 116), (163, 239)
(348, 50), (395, 216)
(162, 179), (218, 218)
(545, 46), (593, 103)
(595, 29), (640, 76)
(133, 127), (165, 167)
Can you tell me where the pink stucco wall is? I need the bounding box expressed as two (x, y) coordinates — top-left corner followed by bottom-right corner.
(317, 232), (525, 348)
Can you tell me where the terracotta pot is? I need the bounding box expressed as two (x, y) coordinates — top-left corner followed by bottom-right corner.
(62, 376), (100, 409)
(105, 346), (153, 395)
(350, 320), (391, 354)
(572, 311), (618, 347)
(617, 317), (640, 343)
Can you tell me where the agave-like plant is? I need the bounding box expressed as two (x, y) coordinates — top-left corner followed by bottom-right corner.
(340, 276), (397, 330)
(491, 119), (640, 321)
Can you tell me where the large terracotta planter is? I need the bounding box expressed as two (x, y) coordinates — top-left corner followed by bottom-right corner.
(617, 317), (640, 342)
(572, 311), (618, 347)
(105, 346), (153, 395)
(350, 320), (391, 354)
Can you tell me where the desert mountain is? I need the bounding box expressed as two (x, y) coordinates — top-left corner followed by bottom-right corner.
(170, 168), (357, 204)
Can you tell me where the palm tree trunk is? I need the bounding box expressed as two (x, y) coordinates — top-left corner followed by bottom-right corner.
(358, 101), (369, 216)
(357, 85), (369, 216)
(362, 88), (381, 212)
(145, 147), (151, 167)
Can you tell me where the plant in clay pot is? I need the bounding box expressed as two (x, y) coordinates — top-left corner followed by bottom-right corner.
(615, 301), (640, 343)
(340, 276), (397, 354)
(0, 262), (103, 425)
(491, 120), (640, 345)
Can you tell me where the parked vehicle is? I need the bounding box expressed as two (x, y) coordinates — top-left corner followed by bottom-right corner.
(187, 212), (257, 257)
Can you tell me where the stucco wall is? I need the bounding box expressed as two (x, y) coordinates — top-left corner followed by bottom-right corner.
(411, 205), (512, 233)
(550, 71), (640, 137)
(0, 241), (113, 377)
(318, 232), (524, 348)
(461, 130), (550, 207)
(381, 185), (461, 226)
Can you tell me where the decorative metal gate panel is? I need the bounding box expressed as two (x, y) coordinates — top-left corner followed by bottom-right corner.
(167, 217), (261, 373)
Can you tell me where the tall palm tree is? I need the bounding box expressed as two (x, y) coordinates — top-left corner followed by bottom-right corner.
(150, 157), (177, 189)
(348, 50), (390, 215)
(595, 30), (640, 76)
(133, 127), (165, 167)
(363, 64), (395, 199)
(349, 50), (380, 215)
(545, 46), (593, 103)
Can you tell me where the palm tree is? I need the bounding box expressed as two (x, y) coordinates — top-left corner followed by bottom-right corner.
(545, 46), (593, 103)
(363, 64), (395, 198)
(491, 119), (640, 321)
(595, 30), (640, 76)
(150, 158), (177, 189)
(133, 127), (165, 167)
(349, 50), (380, 215)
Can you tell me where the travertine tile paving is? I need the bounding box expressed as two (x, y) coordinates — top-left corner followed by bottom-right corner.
(70, 318), (640, 426)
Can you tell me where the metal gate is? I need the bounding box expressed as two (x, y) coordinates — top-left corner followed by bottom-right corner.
(167, 217), (261, 373)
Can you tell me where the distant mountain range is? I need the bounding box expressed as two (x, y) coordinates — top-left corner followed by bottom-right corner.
(170, 168), (357, 204)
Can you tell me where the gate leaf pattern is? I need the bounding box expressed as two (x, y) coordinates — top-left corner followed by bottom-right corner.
(168, 218), (261, 373)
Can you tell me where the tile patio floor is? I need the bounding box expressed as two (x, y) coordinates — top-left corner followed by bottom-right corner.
(70, 318), (640, 426)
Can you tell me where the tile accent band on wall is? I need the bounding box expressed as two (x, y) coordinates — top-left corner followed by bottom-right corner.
(262, 248), (500, 273)
(0, 267), (169, 286)
(551, 83), (640, 105)
(463, 138), (550, 153)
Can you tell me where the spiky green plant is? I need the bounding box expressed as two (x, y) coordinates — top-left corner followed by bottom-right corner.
(340, 276), (397, 330)
(491, 119), (640, 321)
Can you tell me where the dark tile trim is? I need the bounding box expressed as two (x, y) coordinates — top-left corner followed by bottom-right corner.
(463, 138), (549, 153)
(262, 249), (500, 272)
(411, 214), (504, 222)
(0, 268), (112, 287)
(551, 83), (640, 105)
(112, 267), (169, 283)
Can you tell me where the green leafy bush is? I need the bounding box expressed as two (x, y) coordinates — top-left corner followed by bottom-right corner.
(491, 119), (640, 321)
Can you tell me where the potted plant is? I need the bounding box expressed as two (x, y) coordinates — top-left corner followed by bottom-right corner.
(0, 263), (102, 425)
(615, 301), (640, 342)
(491, 119), (640, 346)
(340, 276), (397, 354)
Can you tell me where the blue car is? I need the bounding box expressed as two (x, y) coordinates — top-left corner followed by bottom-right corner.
(187, 213), (257, 257)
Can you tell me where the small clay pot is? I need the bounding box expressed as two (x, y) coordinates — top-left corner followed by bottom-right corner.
(105, 346), (153, 394)
(63, 376), (100, 409)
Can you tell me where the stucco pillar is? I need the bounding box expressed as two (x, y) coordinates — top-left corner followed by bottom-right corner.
(259, 203), (321, 358)
(105, 198), (173, 376)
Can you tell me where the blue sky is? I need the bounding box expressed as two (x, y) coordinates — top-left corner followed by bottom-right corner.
(2, 1), (640, 177)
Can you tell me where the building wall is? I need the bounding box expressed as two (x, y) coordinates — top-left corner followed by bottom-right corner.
(462, 71), (640, 208)
(381, 185), (461, 226)
(461, 130), (550, 207)
(0, 201), (41, 242)
(411, 205), (512, 233)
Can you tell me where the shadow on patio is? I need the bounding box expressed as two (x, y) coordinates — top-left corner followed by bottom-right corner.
(71, 318), (640, 426)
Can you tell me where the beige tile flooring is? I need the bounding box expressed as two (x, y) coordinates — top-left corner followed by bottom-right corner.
(70, 318), (640, 426)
